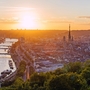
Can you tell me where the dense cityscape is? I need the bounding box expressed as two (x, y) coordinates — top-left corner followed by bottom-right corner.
(0, 29), (89, 89)
(15, 25), (90, 73)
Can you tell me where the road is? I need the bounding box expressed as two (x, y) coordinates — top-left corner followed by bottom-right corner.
(15, 44), (33, 81)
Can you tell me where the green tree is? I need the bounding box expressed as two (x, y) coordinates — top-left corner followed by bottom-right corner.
(11, 77), (24, 89)
(46, 74), (72, 90)
(53, 68), (66, 75)
(81, 66), (90, 86)
(17, 60), (26, 76)
(30, 73), (46, 88)
(67, 73), (87, 90)
(46, 73), (86, 90)
(17, 81), (31, 90)
(83, 60), (90, 68)
(64, 61), (82, 74)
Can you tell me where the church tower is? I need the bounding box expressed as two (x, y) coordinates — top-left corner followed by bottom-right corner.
(68, 24), (71, 41)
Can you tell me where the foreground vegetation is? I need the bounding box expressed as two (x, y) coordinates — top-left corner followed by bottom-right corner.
(1, 60), (90, 90)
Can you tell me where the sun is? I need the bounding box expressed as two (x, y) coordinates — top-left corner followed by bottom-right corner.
(19, 12), (37, 29)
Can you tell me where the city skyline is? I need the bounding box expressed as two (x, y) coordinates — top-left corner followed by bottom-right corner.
(0, 0), (90, 30)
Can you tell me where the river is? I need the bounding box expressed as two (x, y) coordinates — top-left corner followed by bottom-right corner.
(0, 38), (18, 75)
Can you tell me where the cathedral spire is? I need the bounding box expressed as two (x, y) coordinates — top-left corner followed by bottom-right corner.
(68, 24), (71, 41)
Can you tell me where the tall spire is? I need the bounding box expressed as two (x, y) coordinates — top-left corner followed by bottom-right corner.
(68, 24), (71, 41)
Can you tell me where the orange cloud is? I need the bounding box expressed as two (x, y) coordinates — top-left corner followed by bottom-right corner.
(0, 7), (35, 12)
(0, 17), (19, 24)
(78, 16), (90, 19)
(42, 19), (73, 23)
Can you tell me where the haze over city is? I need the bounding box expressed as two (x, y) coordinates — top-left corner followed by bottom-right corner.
(0, 0), (90, 30)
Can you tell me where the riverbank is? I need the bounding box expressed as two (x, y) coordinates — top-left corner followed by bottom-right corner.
(0, 38), (18, 86)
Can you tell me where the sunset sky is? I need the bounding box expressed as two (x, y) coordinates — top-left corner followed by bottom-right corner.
(0, 0), (90, 30)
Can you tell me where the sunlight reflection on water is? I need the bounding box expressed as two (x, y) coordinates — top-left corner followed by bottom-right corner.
(0, 38), (18, 75)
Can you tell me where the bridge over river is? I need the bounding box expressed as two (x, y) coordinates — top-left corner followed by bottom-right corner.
(0, 38), (18, 87)
(0, 47), (9, 49)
